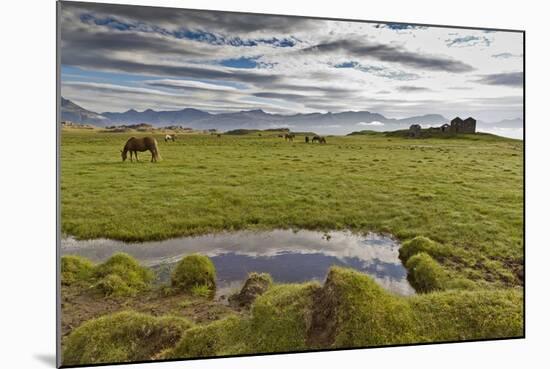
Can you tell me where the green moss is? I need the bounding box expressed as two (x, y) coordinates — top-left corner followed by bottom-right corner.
(166, 316), (248, 359)
(61, 255), (95, 285)
(167, 282), (319, 359)
(248, 283), (320, 352)
(93, 253), (154, 296)
(320, 267), (416, 348)
(163, 267), (523, 360)
(171, 254), (216, 294)
(399, 236), (439, 262)
(410, 288), (524, 341)
(314, 267), (523, 348)
(62, 311), (193, 365)
(405, 252), (448, 293)
(190, 284), (213, 298)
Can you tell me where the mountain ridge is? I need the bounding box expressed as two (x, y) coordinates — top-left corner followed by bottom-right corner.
(60, 97), (522, 134)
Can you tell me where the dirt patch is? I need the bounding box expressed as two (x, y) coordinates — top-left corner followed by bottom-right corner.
(61, 285), (237, 339)
(306, 274), (339, 348)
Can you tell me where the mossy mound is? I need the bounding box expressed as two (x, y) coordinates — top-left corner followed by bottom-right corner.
(64, 267), (523, 365)
(229, 272), (273, 308)
(93, 253), (154, 296)
(61, 255), (95, 285)
(311, 267), (523, 348)
(410, 288), (524, 341)
(62, 311), (193, 365)
(167, 282), (319, 358)
(405, 252), (448, 293)
(165, 316), (248, 359)
(248, 283), (319, 352)
(311, 267), (416, 348)
(399, 236), (440, 262)
(171, 254), (216, 294)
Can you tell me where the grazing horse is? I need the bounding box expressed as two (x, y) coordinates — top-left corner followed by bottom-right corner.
(305, 136), (310, 143)
(165, 134), (174, 142)
(284, 133), (295, 142)
(312, 135), (326, 144)
(121, 136), (160, 163)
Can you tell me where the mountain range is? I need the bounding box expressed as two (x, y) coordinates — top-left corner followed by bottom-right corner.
(60, 97), (523, 135)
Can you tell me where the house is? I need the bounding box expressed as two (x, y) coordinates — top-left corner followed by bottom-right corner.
(463, 117), (477, 133)
(441, 123), (452, 133)
(409, 124), (421, 137)
(450, 117), (476, 133)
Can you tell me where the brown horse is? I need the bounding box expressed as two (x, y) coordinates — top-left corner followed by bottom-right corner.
(284, 133), (295, 142)
(121, 137), (160, 162)
(311, 135), (326, 144)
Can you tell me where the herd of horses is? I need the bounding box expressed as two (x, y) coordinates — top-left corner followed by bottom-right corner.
(278, 133), (327, 144)
(121, 132), (327, 162)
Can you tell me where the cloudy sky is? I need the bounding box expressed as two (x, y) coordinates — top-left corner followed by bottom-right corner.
(60, 2), (523, 124)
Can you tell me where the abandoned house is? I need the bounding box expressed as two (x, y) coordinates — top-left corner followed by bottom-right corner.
(408, 117), (476, 138)
(408, 124), (421, 137)
(450, 117), (476, 133)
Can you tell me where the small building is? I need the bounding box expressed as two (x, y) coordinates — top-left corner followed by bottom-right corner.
(409, 124), (421, 138)
(450, 117), (476, 134)
(463, 117), (476, 133)
(441, 123), (452, 133)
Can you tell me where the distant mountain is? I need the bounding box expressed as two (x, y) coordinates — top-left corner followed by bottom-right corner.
(102, 107), (211, 125)
(59, 97), (450, 134)
(61, 97), (108, 125)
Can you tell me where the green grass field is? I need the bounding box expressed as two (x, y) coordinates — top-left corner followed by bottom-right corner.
(61, 128), (523, 287)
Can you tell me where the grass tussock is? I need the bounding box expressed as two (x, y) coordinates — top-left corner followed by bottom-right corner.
(93, 253), (154, 297)
(165, 316), (248, 359)
(247, 283), (320, 352)
(405, 252), (448, 293)
(61, 255), (95, 285)
(164, 267), (523, 360)
(171, 254), (216, 295)
(62, 311), (193, 365)
(61, 253), (154, 296)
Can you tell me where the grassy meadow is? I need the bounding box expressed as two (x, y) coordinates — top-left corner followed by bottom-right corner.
(60, 127), (524, 365)
(61, 128), (523, 287)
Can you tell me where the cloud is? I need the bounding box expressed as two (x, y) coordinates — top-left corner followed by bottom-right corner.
(492, 52), (523, 59)
(357, 121), (384, 126)
(373, 23), (427, 31)
(79, 13), (300, 48)
(445, 35), (491, 47)
(144, 79), (242, 92)
(63, 2), (315, 34)
(397, 86), (431, 92)
(59, 1), (523, 123)
(304, 40), (474, 72)
(475, 72), (523, 87)
(334, 61), (419, 80)
(253, 92), (310, 100)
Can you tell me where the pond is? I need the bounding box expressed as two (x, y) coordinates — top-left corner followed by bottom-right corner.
(61, 229), (415, 297)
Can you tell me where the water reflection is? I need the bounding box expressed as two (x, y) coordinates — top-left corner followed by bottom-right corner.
(61, 230), (415, 296)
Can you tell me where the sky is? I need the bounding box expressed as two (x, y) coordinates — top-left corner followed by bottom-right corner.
(59, 2), (524, 128)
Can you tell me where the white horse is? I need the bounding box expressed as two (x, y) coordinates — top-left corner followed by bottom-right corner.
(164, 134), (175, 142)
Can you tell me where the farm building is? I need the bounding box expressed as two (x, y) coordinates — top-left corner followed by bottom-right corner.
(450, 117), (476, 133)
(408, 124), (421, 137)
